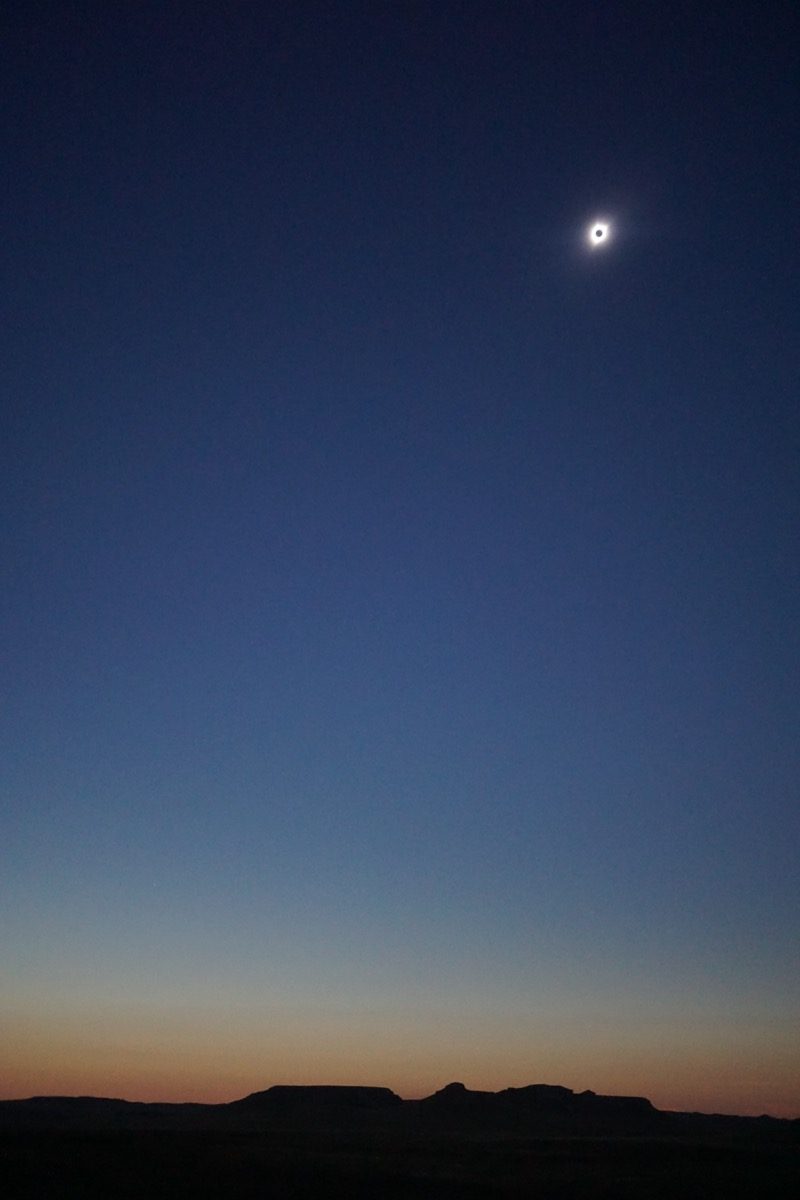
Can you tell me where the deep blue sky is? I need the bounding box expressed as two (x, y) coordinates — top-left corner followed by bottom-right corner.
(2, 1), (798, 1113)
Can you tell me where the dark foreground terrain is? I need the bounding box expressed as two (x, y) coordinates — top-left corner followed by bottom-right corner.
(2, 1082), (797, 1198)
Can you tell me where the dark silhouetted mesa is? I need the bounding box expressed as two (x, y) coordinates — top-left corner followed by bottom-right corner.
(1, 1082), (798, 1198)
(230, 1083), (402, 1111)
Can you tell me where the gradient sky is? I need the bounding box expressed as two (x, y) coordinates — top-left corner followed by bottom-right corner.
(2, 1), (798, 1117)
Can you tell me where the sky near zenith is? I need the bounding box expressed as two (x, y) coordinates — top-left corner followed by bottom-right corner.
(2, 0), (799, 1116)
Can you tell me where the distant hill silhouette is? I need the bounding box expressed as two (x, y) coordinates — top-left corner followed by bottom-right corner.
(420, 1080), (658, 1132)
(0, 1081), (796, 1136)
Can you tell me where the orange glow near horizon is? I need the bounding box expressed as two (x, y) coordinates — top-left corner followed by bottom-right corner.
(3, 1003), (798, 1118)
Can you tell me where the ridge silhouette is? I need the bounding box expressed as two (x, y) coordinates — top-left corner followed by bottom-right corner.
(4, 1083), (797, 1198)
(1, 1081), (796, 1134)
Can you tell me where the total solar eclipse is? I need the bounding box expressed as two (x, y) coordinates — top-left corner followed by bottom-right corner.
(587, 220), (612, 248)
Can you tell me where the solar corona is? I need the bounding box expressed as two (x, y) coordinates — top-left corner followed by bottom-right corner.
(587, 220), (611, 248)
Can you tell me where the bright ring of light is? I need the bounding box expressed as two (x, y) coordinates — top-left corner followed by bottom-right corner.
(587, 221), (611, 249)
